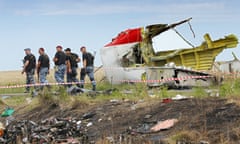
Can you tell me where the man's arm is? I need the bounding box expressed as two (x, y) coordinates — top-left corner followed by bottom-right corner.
(66, 60), (71, 73)
(37, 61), (41, 71)
(48, 62), (50, 74)
(83, 59), (87, 68)
(22, 60), (29, 74)
(36, 61), (41, 81)
(76, 57), (81, 63)
(53, 53), (58, 63)
(53, 57), (58, 63)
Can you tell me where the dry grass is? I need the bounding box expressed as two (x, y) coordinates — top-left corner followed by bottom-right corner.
(172, 130), (203, 143)
(0, 67), (105, 86)
(0, 70), (25, 85)
(226, 97), (240, 107)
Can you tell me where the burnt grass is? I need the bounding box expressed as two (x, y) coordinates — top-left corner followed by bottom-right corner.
(11, 98), (240, 143)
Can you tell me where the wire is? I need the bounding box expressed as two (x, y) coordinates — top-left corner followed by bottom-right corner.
(172, 28), (195, 48)
(188, 21), (195, 38)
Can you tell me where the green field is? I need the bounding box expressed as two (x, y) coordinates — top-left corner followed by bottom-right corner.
(1, 69), (240, 143)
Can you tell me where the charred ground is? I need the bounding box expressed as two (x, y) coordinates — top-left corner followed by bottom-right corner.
(3, 96), (239, 144)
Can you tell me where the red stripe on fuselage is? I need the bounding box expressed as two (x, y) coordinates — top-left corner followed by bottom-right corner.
(105, 28), (142, 47)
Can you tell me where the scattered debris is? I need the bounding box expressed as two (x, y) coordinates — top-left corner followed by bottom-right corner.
(5, 116), (14, 126)
(1, 96), (10, 100)
(162, 98), (172, 103)
(0, 123), (4, 130)
(110, 99), (120, 103)
(31, 90), (38, 97)
(149, 94), (157, 98)
(1, 107), (14, 117)
(121, 90), (133, 94)
(26, 97), (32, 104)
(67, 86), (116, 96)
(150, 119), (178, 132)
(1, 117), (93, 143)
(199, 140), (210, 144)
(205, 89), (220, 97)
(106, 136), (115, 143)
(67, 86), (84, 95)
(172, 94), (190, 100)
(144, 114), (152, 119)
(212, 52), (240, 74)
(0, 122), (4, 138)
(82, 111), (96, 120)
(86, 122), (93, 127)
(2, 98), (240, 143)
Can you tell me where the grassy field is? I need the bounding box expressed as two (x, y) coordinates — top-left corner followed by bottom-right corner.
(1, 68), (240, 99)
(0, 68), (105, 84)
(0, 68), (105, 93)
(1, 69), (240, 143)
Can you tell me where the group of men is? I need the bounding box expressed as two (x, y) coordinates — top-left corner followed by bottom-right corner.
(22, 45), (96, 93)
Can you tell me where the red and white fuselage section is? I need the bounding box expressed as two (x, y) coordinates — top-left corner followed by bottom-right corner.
(100, 28), (145, 84)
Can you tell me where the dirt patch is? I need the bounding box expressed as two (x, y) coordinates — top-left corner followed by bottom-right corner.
(2, 97), (240, 143)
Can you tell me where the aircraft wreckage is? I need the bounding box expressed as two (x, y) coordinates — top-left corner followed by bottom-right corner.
(100, 18), (238, 87)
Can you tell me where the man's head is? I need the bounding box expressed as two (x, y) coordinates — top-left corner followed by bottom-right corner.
(24, 48), (31, 55)
(64, 48), (71, 55)
(56, 45), (63, 52)
(80, 46), (86, 53)
(38, 48), (45, 55)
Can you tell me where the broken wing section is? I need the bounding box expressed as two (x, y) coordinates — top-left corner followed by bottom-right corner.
(150, 34), (239, 70)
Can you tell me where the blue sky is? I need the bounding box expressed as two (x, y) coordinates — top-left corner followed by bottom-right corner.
(0, 0), (239, 71)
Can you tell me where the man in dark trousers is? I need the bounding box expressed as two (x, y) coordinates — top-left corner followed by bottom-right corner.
(53, 45), (66, 84)
(65, 48), (81, 87)
(22, 48), (36, 93)
(37, 48), (50, 90)
(80, 46), (96, 91)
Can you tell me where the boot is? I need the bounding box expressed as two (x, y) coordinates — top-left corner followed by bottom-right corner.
(92, 85), (96, 91)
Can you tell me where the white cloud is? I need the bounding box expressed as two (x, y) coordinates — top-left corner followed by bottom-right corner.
(40, 3), (144, 16)
(10, 1), (239, 24)
(12, 1), (227, 16)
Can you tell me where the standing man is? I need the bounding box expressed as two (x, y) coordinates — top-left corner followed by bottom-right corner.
(53, 45), (66, 84)
(80, 46), (96, 91)
(37, 48), (50, 90)
(22, 48), (36, 93)
(65, 48), (81, 87)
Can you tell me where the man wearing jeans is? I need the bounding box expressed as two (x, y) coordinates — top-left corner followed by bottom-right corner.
(80, 46), (96, 91)
(65, 48), (81, 87)
(22, 48), (36, 93)
(53, 45), (66, 84)
(37, 48), (50, 90)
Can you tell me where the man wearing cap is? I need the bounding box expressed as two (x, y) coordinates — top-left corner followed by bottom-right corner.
(22, 48), (36, 93)
(53, 45), (66, 84)
(65, 48), (81, 87)
(37, 48), (50, 90)
(80, 46), (96, 91)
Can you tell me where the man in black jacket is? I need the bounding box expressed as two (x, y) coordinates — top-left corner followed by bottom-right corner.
(37, 48), (50, 90)
(80, 46), (96, 91)
(22, 48), (36, 93)
(65, 48), (81, 87)
(53, 45), (66, 84)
